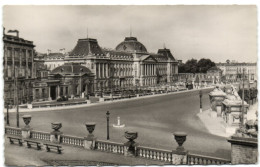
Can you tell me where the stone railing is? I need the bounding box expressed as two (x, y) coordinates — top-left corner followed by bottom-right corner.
(136, 146), (172, 163)
(30, 130), (51, 141)
(187, 153), (231, 165)
(5, 126), (22, 136)
(95, 139), (124, 155)
(61, 135), (84, 147)
(5, 118), (233, 165)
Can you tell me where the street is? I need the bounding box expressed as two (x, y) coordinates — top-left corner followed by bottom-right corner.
(7, 88), (231, 159)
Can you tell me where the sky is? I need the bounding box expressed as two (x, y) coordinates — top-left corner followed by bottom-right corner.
(3, 5), (257, 63)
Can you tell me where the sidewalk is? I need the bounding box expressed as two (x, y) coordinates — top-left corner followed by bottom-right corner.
(4, 86), (215, 113)
(4, 136), (167, 166)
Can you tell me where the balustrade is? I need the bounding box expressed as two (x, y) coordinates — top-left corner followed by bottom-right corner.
(137, 146), (172, 162)
(30, 130), (50, 141)
(95, 140), (124, 154)
(187, 153), (230, 165)
(61, 135), (84, 147)
(5, 126), (22, 136)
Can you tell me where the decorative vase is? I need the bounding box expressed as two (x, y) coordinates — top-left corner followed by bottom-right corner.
(173, 132), (187, 151)
(51, 122), (62, 132)
(125, 131), (138, 141)
(22, 115), (32, 129)
(85, 122), (96, 134)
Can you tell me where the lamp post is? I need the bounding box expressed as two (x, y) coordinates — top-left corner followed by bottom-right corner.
(241, 68), (245, 126)
(5, 102), (10, 126)
(106, 111), (110, 140)
(199, 90), (203, 113)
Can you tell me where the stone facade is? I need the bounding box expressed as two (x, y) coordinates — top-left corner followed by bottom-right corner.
(216, 61), (257, 82)
(38, 36), (179, 93)
(3, 31), (36, 105)
(228, 136), (258, 164)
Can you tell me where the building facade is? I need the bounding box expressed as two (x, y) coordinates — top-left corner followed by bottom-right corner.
(32, 36), (179, 100)
(3, 31), (36, 105)
(216, 61), (257, 82)
(64, 36), (179, 93)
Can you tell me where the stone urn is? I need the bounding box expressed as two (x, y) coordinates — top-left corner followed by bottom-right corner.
(51, 122), (62, 132)
(22, 115), (32, 129)
(85, 122), (96, 134)
(125, 131), (138, 141)
(124, 131), (138, 156)
(173, 132), (187, 151)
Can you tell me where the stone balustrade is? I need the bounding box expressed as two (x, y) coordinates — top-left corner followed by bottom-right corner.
(4, 114), (235, 165)
(187, 153), (231, 165)
(137, 146), (172, 162)
(31, 130), (51, 141)
(61, 135), (84, 147)
(5, 126), (22, 136)
(95, 140), (124, 154)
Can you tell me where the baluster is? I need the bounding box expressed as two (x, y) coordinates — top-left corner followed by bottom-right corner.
(157, 152), (160, 160)
(160, 152), (164, 161)
(164, 153), (167, 161)
(168, 153), (171, 162)
(153, 151), (156, 159)
(150, 150), (153, 159)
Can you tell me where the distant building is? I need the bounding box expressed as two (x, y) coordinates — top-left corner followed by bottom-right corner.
(216, 61), (257, 82)
(35, 49), (66, 71)
(3, 29), (36, 105)
(206, 66), (222, 83)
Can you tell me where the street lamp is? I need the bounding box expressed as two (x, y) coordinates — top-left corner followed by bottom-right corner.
(241, 68), (246, 126)
(199, 90), (203, 113)
(5, 102), (10, 126)
(106, 111), (110, 140)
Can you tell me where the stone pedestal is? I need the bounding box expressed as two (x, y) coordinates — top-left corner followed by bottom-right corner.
(50, 131), (63, 143)
(27, 104), (33, 109)
(209, 87), (226, 115)
(136, 94), (139, 98)
(124, 131), (138, 157)
(152, 92), (155, 95)
(216, 105), (222, 117)
(227, 136), (258, 164)
(84, 122), (96, 150)
(22, 127), (32, 139)
(99, 97), (104, 102)
(84, 135), (96, 150)
(124, 141), (138, 157)
(110, 94), (113, 98)
(172, 150), (188, 165)
(86, 100), (91, 104)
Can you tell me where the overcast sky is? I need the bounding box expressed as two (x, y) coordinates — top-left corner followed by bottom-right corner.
(3, 5), (257, 63)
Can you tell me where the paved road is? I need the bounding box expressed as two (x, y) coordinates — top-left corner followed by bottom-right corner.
(7, 88), (231, 159)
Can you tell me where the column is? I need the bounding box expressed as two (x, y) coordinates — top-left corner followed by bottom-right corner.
(103, 63), (105, 78)
(141, 64), (144, 76)
(57, 85), (60, 98)
(99, 63), (101, 78)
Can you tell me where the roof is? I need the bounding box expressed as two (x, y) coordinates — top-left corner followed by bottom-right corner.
(44, 53), (65, 59)
(51, 63), (92, 75)
(3, 34), (35, 47)
(115, 37), (147, 53)
(207, 66), (222, 72)
(157, 48), (176, 60)
(69, 38), (104, 57)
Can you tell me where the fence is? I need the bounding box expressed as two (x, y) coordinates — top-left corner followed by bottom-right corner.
(187, 153), (231, 165)
(5, 126), (231, 165)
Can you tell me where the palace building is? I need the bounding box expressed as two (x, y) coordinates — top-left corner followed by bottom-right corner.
(32, 35), (179, 101)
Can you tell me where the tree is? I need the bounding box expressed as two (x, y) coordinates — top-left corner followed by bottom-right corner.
(185, 59), (198, 73)
(178, 58), (216, 73)
(197, 58), (216, 73)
